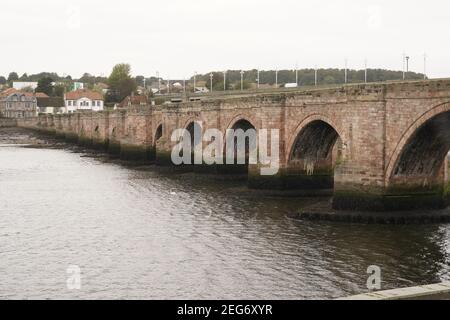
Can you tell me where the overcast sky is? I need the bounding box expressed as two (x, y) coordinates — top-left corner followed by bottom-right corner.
(1, 0), (449, 79)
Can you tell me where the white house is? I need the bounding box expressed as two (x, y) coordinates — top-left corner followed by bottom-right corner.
(64, 89), (104, 113)
(13, 81), (38, 90)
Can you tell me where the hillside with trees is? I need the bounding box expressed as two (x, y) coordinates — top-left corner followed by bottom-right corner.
(194, 68), (425, 89)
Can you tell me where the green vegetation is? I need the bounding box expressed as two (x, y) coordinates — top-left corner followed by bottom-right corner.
(36, 77), (54, 96)
(106, 63), (137, 103)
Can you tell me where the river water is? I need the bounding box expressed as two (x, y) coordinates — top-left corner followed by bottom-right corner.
(0, 128), (449, 299)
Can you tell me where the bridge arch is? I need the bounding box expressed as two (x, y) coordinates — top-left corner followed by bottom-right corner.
(287, 114), (344, 162)
(221, 116), (257, 175)
(225, 114), (258, 133)
(386, 102), (450, 189)
(286, 115), (344, 190)
(154, 123), (163, 144)
(184, 120), (203, 147)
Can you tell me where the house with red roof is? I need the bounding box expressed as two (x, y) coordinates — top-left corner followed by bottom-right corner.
(64, 89), (104, 113)
(117, 94), (148, 109)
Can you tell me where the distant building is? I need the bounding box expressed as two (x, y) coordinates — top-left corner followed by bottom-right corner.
(118, 94), (148, 109)
(64, 89), (104, 113)
(94, 82), (109, 94)
(72, 82), (84, 91)
(194, 87), (209, 93)
(36, 94), (65, 114)
(12, 81), (38, 90)
(0, 88), (19, 98)
(0, 91), (38, 118)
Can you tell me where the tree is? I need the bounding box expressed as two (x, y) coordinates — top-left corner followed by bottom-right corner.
(20, 73), (29, 81)
(135, 75), (145, 87)
(0, 76), (6, 85)
(53, 85), (65, 97)
(36, 77), (54, 96)
(7, 72), (19, 85)
(107, 63), (137, 102)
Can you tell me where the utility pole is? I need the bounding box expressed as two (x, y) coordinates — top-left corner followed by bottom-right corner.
(240, 70), (244, 91)
(295, 63), (298, 86)
(210, 73), (213, 93)
(183, 78), (186, 94)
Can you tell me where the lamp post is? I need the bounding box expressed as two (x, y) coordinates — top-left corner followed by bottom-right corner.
(364, 59), (368, 83)
(257, 69), (260, 89)
(167, 76), (170, 94)
(275, 69), (279, 88)
(423, 53), (427, 80)
(156, 71), (160, 94)
(406, 56), (410, 74)
(240, 70), (244, 91)
(193, 71), (197, 93)
(223, 71), (227, 91)
(344, 58), (348, 84)
(315, 67), (318, 86)
(210, 73), (213, 93)
(402, 53), (406, 80)
(295, 63), (298, 86)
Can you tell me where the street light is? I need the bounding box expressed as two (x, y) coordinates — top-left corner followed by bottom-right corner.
(210, 73), (213, 93)
(257, 69), (260, 89)
(167, 76), (170, 94)
(223, 71), (227, 91)
(295, 63), (298, 86)
(423, 53), (427, 80)
(156, 71), (161, 94)
(364, 59), (368, 83)
(193, 71), (197, 93)
(275, 69), (278, 88)
(344, 58), (348, 84)
(314, 66), (318, 86)
(406, 56), (410, 74)
(402, 53), (406, 80)
(240, 70), (244, 91)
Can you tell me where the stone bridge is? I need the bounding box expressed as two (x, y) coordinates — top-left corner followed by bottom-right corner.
(16, 79), (450, 211)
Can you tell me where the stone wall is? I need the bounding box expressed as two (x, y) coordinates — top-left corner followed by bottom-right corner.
(0, 118), (17, 127)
